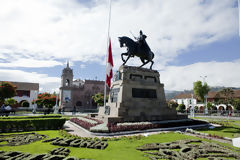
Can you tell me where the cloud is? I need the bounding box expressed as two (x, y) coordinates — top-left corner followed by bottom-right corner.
(0, 0), (238, 68)
(160, 59), (240, 91)
(0, 59), (63, 68)
(1, 59), (239, 93)
(80, 64), (86, 69)
(0, 69), (60, 93)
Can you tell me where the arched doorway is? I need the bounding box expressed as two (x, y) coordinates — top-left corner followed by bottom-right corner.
(20, 100), (29, 107)
(226, 105), (233, 111)
(218, 106), (225, 111)
(199, 106), (204, 113)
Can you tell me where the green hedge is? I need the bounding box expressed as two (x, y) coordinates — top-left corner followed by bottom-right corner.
(0, 118), (66, 133)
(0, 114), (62, 119)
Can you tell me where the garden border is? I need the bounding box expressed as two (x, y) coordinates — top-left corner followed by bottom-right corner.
(68, 120), (210, 137)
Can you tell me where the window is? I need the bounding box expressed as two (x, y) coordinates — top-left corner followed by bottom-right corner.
(132, 88), (157, 98)
(130, 74), (142, 81)
(16, 90), (30, 97)
(65, 79), (70, 86)
(145, 76), (156, 82)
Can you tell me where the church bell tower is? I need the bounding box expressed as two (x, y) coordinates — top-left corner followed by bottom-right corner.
(59, 61), (73, 110)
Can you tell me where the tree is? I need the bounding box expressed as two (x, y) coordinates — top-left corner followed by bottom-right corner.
(176, 104), (186, 113)
(207, 102), (216, 110)
(4, 98), (17, 106)
(168, 101), (178, 109)
(193, 81), (210, 102)
(219, 88), (234, 105)
(92, 93), (108, 106)
(233, 99), (240, 110)
(33, 92), (59, 108)
(0, 81), (17, 103)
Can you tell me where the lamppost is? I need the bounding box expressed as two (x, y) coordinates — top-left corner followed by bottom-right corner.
(190, 94), (195, 117)
(204, 95), (208, 115)
(53, 92), (59, 114)
(200, 76), (207, 83)
(200, 76), (208, 115)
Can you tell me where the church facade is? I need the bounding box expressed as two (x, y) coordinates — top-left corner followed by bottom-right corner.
(59, 62), (105, 112)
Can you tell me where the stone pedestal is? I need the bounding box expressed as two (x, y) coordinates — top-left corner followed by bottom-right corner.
(98, 65), (183, 123)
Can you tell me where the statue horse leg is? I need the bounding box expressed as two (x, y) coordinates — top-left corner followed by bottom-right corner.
(121, 53), (128, 63)
(121, 52), (131, 65)
(150, 60), (154, 70)
(139, 57), (150, 68)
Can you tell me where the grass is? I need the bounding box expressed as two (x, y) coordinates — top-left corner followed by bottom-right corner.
(1, 116), (240, 159)
(193, 117), (240, 138)
(1, 130), (240, 160)
(0, 131), (202, 160)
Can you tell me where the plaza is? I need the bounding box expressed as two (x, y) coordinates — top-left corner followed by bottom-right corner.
(1, 0), (240, 159)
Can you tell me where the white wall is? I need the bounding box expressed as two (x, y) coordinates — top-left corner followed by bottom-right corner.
(13, 89), (38, 108)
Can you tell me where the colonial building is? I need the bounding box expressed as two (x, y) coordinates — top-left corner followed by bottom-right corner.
(172, 90), (240, 111)
(59, 62), (105, 112)
(0, 81), (39, 108)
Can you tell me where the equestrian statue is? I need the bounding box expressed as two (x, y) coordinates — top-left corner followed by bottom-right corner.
(118, 30), (154, 69)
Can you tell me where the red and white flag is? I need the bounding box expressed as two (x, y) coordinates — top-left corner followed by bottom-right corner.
(106, 38), (113, 88)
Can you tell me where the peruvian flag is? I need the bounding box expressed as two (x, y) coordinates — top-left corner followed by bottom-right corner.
(106, 38), (113, 88)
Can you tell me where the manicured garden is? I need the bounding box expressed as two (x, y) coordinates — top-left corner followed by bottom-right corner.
(194, 117), (240, 138)
(1, 115), (240, 160)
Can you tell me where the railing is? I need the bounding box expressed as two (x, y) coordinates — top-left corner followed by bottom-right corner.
(178, 110), (240, 117)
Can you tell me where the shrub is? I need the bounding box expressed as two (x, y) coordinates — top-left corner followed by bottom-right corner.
(0, 117), (66, 133)
(176, 104), (186, 113)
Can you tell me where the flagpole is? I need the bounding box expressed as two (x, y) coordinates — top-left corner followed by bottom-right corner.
(104, 0), (112, 108)
(238, 0), (240, 37)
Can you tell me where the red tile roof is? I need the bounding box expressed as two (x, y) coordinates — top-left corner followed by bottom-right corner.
(173, 90), (240, 99)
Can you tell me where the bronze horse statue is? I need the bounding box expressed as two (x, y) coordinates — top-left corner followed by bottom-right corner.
(118, 36), (154, 69)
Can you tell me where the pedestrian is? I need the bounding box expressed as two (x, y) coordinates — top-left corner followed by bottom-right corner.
(0, 104), (5, 116)
(72, 106), (76, 115)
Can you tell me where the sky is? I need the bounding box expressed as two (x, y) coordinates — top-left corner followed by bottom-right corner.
(0, 0), (240, 92)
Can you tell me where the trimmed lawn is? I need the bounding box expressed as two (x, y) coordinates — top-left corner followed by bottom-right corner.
(193, 117), (240, 138)
(0, 131), (199, 160)
(2, 116), (240, 160)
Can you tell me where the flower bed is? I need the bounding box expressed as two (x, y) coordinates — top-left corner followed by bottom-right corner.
(0, 147), (88, 160)
(43, 137), (108, 150)
(137, 139), (240, 160)
(70, 117), (103, 130)
(107, 119), (208, 133)
(0, 133), (47, 146)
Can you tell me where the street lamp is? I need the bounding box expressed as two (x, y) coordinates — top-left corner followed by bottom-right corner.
(200, 76), (207, 83)
(200, 76), (208, 115)
(190, 94), (195, 117)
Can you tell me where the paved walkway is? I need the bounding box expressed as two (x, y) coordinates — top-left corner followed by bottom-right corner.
(63, 121), (95, 137)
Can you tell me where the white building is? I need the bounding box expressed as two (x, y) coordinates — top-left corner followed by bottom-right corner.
(173, 93), (198, 110)
(172, 90), (240, 111)
(1, 81), (39, 108)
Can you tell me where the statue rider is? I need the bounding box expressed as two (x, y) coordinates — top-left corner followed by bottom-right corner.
(135, 30), (147, 48)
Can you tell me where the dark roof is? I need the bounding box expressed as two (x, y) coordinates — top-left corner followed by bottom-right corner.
(0, 81), (39, 90)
